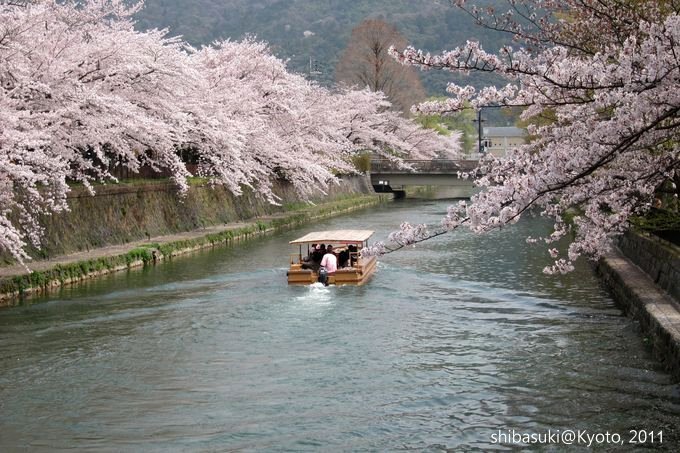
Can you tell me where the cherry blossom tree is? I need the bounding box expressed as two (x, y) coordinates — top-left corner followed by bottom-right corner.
(158, 39), (457, 200)
(1, 0), (204, 263)
(328, 87), (460, 164)
(0, 0), (458, 265)
(366, 0), (680, 274)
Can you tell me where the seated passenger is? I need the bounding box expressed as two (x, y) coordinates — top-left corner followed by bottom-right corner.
(302, 244), (320, 270)
(312, 243), (326, 263)
(338, 248), (350, 268)
(320, 245), (338, 274)
(302, 244), (316, 262)
(348, 244), (358, 266)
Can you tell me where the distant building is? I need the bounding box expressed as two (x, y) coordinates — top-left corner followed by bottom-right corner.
(482, 126), (527, 157)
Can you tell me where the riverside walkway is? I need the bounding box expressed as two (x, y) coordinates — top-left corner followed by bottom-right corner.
(0, 221), (255, 279)
(598, 237), (680, 379)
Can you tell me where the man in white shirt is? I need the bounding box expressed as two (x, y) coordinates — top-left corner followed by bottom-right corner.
(320, 245), (338, 273)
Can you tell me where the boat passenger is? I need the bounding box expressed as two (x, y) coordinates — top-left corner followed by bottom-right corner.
(338, 247), (350, 268)
(312, 243), (326, 263)
(348, 244), (358, 266)
(301, 244), (319, 270)
(320, 245), (338, 274)
(304, 244), (317, 261)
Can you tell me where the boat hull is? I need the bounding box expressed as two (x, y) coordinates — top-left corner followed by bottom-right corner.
(287, 256), (377, 286)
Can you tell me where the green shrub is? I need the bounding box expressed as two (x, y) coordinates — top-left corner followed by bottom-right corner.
(351, 152), (372, 173)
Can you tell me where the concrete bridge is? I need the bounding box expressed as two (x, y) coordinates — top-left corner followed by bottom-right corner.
(370, 158), (480, 198)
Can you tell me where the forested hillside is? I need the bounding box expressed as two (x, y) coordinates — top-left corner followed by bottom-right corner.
(135, 0), (511, 97)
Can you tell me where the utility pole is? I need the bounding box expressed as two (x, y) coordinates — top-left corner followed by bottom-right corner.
(308, 56), (322, 78)
(472, 109), (486, 154)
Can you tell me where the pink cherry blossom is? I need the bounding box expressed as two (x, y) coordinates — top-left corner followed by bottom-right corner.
(0, 0), (460, 266)
(367, 0), (679, 274)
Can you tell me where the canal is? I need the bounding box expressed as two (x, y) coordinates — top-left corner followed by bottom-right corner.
(1, 200), (679, 450)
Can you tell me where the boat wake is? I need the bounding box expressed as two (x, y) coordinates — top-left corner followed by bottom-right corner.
(293, 282), (334, 305)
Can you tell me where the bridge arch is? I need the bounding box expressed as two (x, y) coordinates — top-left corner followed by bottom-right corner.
(370, 159), (480, 198)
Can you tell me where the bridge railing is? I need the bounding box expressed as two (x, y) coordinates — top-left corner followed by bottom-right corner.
(371, 157), (481, 173)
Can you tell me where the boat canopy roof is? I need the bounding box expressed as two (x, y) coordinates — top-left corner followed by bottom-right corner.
(289, 230), (374, 245)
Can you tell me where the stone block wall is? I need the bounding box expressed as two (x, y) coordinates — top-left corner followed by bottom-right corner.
(617, 231), (680, 303)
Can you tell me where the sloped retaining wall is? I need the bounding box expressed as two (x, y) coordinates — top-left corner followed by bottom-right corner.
(14, 176), (375, 260)
(617, 232), (680, 302)
(596, 232), (680, 380)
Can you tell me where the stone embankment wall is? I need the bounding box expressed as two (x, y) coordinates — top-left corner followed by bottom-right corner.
(597, 231), (680, 380)
(617, 232), (680, 302)
(13, 176), (374, 261)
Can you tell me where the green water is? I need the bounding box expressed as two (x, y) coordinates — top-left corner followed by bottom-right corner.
(1, 200), (679, 451)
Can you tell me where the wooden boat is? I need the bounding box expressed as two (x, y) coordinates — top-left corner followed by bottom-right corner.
(287, 230), (378, 286)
